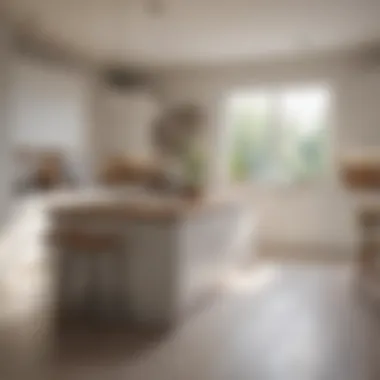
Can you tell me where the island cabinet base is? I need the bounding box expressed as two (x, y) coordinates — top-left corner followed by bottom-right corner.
(49, 202), (254, 327)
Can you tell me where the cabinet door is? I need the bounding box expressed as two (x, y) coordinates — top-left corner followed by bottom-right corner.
(105, 91), (158, 160)
(338, 72), (380, 148)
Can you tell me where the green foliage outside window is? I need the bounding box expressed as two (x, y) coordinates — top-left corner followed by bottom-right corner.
(228, 90), (328, 184)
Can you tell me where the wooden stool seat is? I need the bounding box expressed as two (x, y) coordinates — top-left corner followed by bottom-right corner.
(50, 230), (121, 252)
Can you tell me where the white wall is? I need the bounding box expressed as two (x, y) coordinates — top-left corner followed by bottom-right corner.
(96, 88), (158, 163)
(91, 84), (159, 173)
(155, 53), (380, 252)
(0, 21), (12, 225)
(9, 55), (159, 186)
(10, 56), (94, 184)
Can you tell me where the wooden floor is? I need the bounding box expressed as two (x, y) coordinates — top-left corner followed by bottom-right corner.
(0, 262), (379, 380)
(0, 200), (379, 379)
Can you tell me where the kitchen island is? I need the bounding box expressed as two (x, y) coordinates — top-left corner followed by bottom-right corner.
(48, 189), (254, 326)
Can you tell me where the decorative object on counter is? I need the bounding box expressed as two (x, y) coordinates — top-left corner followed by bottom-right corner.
(99, 156), (163, 187)
(14, 147), (73, 193)
(154, 103), (205, 158)
(35, 151), (66, 190)
(180, 136), (207, 199)
(153, 103), (208, 195)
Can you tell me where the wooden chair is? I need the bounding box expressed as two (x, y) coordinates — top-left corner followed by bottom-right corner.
(358, 207), (380, 274)
(340, 157), (380, 276)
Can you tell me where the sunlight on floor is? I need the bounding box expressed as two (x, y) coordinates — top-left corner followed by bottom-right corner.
(0, 197), (49, 316)
(225, 265), (279, 294)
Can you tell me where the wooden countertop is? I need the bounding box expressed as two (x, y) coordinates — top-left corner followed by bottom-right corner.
(48, 188), (245, 221)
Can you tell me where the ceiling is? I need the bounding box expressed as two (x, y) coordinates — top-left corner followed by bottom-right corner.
(5, 0), (380, 68)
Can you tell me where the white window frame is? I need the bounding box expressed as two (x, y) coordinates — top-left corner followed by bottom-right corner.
(224, 83), (333, 189)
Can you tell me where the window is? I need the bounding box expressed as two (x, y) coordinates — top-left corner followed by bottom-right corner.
(227, 86), (330, 184)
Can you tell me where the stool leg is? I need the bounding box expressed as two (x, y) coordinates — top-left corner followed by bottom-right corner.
(71, 251), (90, 318)
(112, 251), (128, 321)
(82, 252), (99, 320)
(57, 251), (83, 321)
(98, 252), (115, 321)
(360, 220), (377, 275)
(56, 250), (69, 318)
(99, 251), (127, 323)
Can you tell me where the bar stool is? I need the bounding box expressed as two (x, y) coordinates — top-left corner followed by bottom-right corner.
(49, 229), (127, 325)
(359, 208), (380, 274)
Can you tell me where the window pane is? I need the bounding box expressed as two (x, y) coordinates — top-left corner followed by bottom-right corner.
(226, 87), (329, 184)
(228, 93), (273, 182)
(280, 88), (329, 182)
